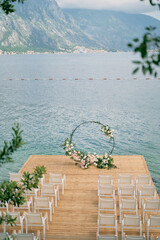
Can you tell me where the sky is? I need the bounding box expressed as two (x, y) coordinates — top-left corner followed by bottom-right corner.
(56, 0), (159, 13)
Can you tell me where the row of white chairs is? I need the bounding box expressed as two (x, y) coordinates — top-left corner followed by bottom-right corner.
(0, 172), (67, 239)
(0, 231), (40, 240)
(98, 184), (157, 208)
(98, 174), (152, 195)
(1, 210), (48, 239)
(97, 213), (160, 240)
(9, 173), (66, 195)
(99, 197), (160, 223)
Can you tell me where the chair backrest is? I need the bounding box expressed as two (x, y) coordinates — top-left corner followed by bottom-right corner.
(0, 232), (10, 240)
(137, 175), (151, 184)
(13, 233), (35, 240)
(49, 173), (62, 183)
(98, 235), (117, 240)
(145, 199), (160, 210)
(10, 172), (22, 182)
(25, 213), (42, 224)
(126, 236), (145, 240)
(99, 198), (115, 209)
(150, 215), (160, 227)
(8, 212), (20, 223)
(120, 186), (135, 196)
(41, 184), (55, 195)
(121, 199), (136, 209)
(35, 197), (50, 208)
(118, 174), (132, 184)
(99, 214), (116, 225)
(141, 186), (156, 196)
(99, 175), (112, 184)
(99, 185), (114, 195)
(24, 189), (37, 195)
(124, 215), (140, 226)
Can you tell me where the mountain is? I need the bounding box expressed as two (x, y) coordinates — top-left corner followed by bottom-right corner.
(0, 0), (99, 53)
(63, 9), (160, 51)
(0, 0), (160, 53)
(143, 11), (160, 21)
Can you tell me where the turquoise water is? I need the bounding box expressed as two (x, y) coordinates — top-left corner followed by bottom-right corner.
(0, 53), (160, 194)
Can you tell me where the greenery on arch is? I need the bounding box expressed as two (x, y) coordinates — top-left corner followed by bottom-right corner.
(62, 121), (117, 169)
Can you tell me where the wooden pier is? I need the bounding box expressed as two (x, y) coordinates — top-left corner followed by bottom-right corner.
(19, 155), (159, 239)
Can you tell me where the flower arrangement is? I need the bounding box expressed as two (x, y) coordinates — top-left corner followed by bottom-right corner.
(62, 121), (116, 169)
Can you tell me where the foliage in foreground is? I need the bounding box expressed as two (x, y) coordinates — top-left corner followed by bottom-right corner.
(0, 0), (25, 14)
(0, 165), (46, 226)
(128, 26), (160, 78)
(0, 123), (24, 167)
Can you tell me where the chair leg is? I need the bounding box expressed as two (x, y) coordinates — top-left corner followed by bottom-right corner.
(147, 227), (149, 240)
(26, 223), (28, 233)
(62, 183), (64, 194)
(122, 225), (124, 240)
(55, 193), (57, 207)
(4, 222), (6, 233)
(43, 225), (45, 240)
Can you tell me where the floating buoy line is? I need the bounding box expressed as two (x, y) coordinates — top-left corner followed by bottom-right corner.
(6, 77), (160, 81)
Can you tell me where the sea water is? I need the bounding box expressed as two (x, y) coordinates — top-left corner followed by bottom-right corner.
(0, 53), (160, 194)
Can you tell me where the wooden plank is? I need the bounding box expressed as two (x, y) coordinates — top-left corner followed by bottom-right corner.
(17, 155), (159, 239)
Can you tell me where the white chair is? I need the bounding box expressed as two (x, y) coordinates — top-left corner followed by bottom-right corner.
(13, 197), (32, 213)
(34, 197), (54, 221)
(119, 199), (138, 223)
(4, 212), (24, 233)
(9, 173), (22, 183)
(122, 215), (142, 240)
(97, 214), (117, 236)
(99, 198), (116, 215)
(118, 174), (133, 194)
(138, 186), (156, 208)
(12, 232), (40, 240)
(98, 185), (115, 198)
(118, 185), (136, 202)
(147, 215), (160, 240)
(98, 235), (117, 240)
(24, 188), (40, 198)
(98, 175), (113, 186)
(0, 232), (11, 240)
(49, 173), (66, 194)
(142, 199), (160, 223)
(41, 184), (59, 207)
(25, 213), (48, 240)
(125, 235), (145, 240)
(135, 175), (151, 194)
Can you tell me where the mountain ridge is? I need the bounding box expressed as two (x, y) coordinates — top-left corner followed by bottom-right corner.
(0, 0), (160, 53)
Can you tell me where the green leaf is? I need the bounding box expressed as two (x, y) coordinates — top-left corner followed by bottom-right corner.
(132, 67), (139, 74)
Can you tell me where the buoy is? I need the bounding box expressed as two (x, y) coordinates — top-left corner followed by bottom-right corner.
(49, 78), (53, 80)
(146, 78), (150, 80)
(21, 78), (24, 80)
(89, 78), (93, 80)
(117, 78), (120, 80)
(158, 78), (160, 80)
(133, 78), (137, 80)
(9, 78), (12, 80)
(103, 78), (107, 80)
(63, 78), (66, 80)
(35, 78), (38, 80)
(75, 78), (78, 80)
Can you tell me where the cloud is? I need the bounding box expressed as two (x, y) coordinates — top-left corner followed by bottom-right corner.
(56, 0), (156, 13)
